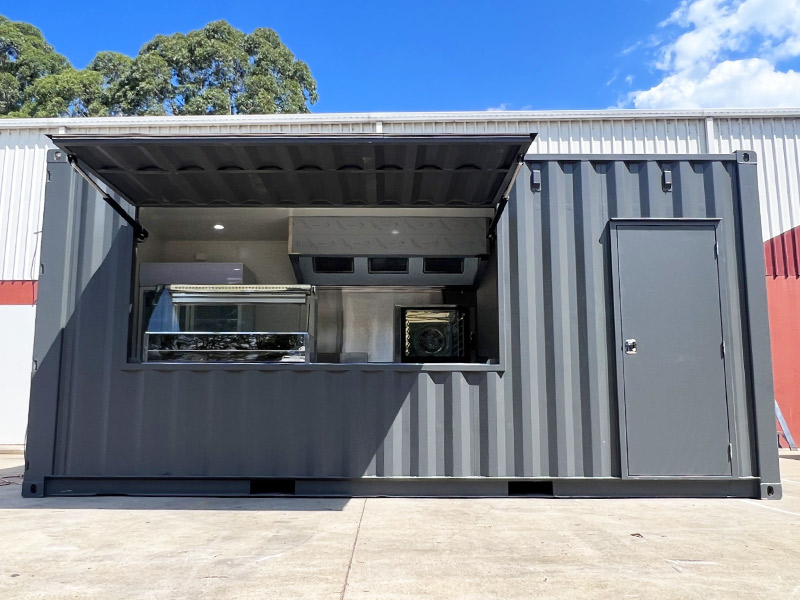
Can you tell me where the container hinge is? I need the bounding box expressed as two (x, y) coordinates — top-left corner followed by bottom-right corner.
(67, 155), (149, 242)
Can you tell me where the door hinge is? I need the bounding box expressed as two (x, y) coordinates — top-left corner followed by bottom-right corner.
(720, 341), (726, 358)
(714, 242), (719, 259)
(728, 443), (733, 462)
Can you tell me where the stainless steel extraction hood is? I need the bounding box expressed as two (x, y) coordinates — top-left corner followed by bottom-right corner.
(289, 216), (489, 286)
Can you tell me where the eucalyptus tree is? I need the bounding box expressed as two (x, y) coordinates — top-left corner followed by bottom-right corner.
(1, 17), (317, 117)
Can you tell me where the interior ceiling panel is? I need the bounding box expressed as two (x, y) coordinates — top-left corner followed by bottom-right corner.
(49, 134), (533, 208)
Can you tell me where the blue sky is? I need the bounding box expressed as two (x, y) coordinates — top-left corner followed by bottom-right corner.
(4, 0), (800, 111)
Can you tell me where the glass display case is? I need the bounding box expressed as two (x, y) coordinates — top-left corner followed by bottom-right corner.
(141, 284), (317, 363)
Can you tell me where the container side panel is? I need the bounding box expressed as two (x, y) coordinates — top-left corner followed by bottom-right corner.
(30, 151), (768, 486)
(519, 156), (759, 479)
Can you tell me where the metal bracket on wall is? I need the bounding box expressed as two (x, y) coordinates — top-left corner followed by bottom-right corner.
(67, 155), (149, 242)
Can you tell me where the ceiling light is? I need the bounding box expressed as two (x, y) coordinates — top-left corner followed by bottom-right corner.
(391, 229), (400, 235)
(213, 224), (225, 230)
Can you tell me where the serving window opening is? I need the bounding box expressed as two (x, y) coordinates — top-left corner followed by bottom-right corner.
(132, 207), (502, 366)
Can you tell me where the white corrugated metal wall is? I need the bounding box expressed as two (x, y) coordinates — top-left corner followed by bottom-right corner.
(1, 109), (799, 446)
(3, 110), (800, 282)
(0, 128), (51, 282)
(712, 117), (800, 252)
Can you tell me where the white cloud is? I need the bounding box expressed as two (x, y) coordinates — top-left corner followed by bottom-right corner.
(627, 0), (800, 108)
(632, 57), (800, 107)
(622, 41), (642, 55)
(486, 103), (534, 111)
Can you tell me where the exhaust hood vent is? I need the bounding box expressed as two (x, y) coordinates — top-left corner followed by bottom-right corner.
(369, 257), (409, 273)
(423, 258), (464, 274)
(312, 257), (354, 273)
(290, 216), (488, 286)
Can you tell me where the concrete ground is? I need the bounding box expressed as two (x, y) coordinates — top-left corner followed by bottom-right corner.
(1, 453), (799, 599)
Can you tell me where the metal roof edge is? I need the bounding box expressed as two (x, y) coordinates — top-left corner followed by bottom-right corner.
(525, 152), (740, 162)
(2, 108), (800, 132)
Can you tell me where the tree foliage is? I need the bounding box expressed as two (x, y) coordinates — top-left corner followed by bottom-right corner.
(0, 16), (71, 114)
(0, 17), (317, 117)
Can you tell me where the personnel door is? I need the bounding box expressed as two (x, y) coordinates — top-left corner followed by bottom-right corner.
(612, 220), (732, 477)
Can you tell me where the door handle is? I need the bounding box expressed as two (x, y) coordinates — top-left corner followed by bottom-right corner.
(624, 339), (638, 354)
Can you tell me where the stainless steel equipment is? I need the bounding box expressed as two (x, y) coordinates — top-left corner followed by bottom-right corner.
(289, 216), (489, 286)
(142, 284), (317, 363)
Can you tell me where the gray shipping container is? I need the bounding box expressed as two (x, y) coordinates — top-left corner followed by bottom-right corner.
(23, 134), (781, 499)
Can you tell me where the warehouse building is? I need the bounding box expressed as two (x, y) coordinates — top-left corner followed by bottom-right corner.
(0, 109), (796, 498)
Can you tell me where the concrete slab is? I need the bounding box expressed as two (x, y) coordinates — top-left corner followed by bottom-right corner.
(0, 455), (362, 600)
(1, 453), (799, 599)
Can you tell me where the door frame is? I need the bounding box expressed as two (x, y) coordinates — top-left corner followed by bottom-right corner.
(609, 218), (738, 479)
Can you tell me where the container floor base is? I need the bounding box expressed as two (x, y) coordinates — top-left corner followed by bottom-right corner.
(22, 476), (776, 499)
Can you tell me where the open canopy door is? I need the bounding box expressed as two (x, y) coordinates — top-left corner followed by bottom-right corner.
(49, 134), (533, 208)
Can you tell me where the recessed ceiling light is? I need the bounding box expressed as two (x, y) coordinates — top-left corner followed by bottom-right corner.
(213, 224), (225, 230)
(391, 229), (400, 235)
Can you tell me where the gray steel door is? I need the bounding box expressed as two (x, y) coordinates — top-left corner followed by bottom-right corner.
(613, 222), (732, 477)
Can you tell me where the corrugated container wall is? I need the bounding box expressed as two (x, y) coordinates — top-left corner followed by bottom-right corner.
(25, 151), (771, 491)
(2, 112), (800, 282)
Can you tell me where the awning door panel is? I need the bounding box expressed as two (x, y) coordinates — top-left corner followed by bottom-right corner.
(49, 134), (533, 208)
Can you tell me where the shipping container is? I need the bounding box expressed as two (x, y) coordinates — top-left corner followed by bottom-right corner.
(20, 128), (781, 499)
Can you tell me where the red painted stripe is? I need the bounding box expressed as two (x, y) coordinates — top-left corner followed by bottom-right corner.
(0, 281), (38, 305)
(765, 223), (800, 277)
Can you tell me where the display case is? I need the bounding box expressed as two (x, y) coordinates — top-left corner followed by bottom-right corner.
(141, 284), (317, 363)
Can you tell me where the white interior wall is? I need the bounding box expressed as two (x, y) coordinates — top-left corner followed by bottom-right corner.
(0, 305), (36, 446)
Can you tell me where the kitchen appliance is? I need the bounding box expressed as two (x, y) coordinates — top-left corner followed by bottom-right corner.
(139, 262), (253, 286)
(289, 216), (489, 286)
(395, 305), (471, 363)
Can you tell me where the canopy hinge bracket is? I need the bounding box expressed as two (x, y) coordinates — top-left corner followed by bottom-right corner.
(67, 155), (149, 242)
(488, 157), (526, 242)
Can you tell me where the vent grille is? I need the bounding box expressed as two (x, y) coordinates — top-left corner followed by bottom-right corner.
(423, 257), (464, 274)
(313, 257), (354, 273)
(368, 257), (409, 273)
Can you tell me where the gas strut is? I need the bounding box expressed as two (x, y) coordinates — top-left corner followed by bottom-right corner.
(67, 155), (149, 242)
(487, 156), (525, 242)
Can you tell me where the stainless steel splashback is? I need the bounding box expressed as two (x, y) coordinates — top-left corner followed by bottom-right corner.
(316, 287), (443, 362)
